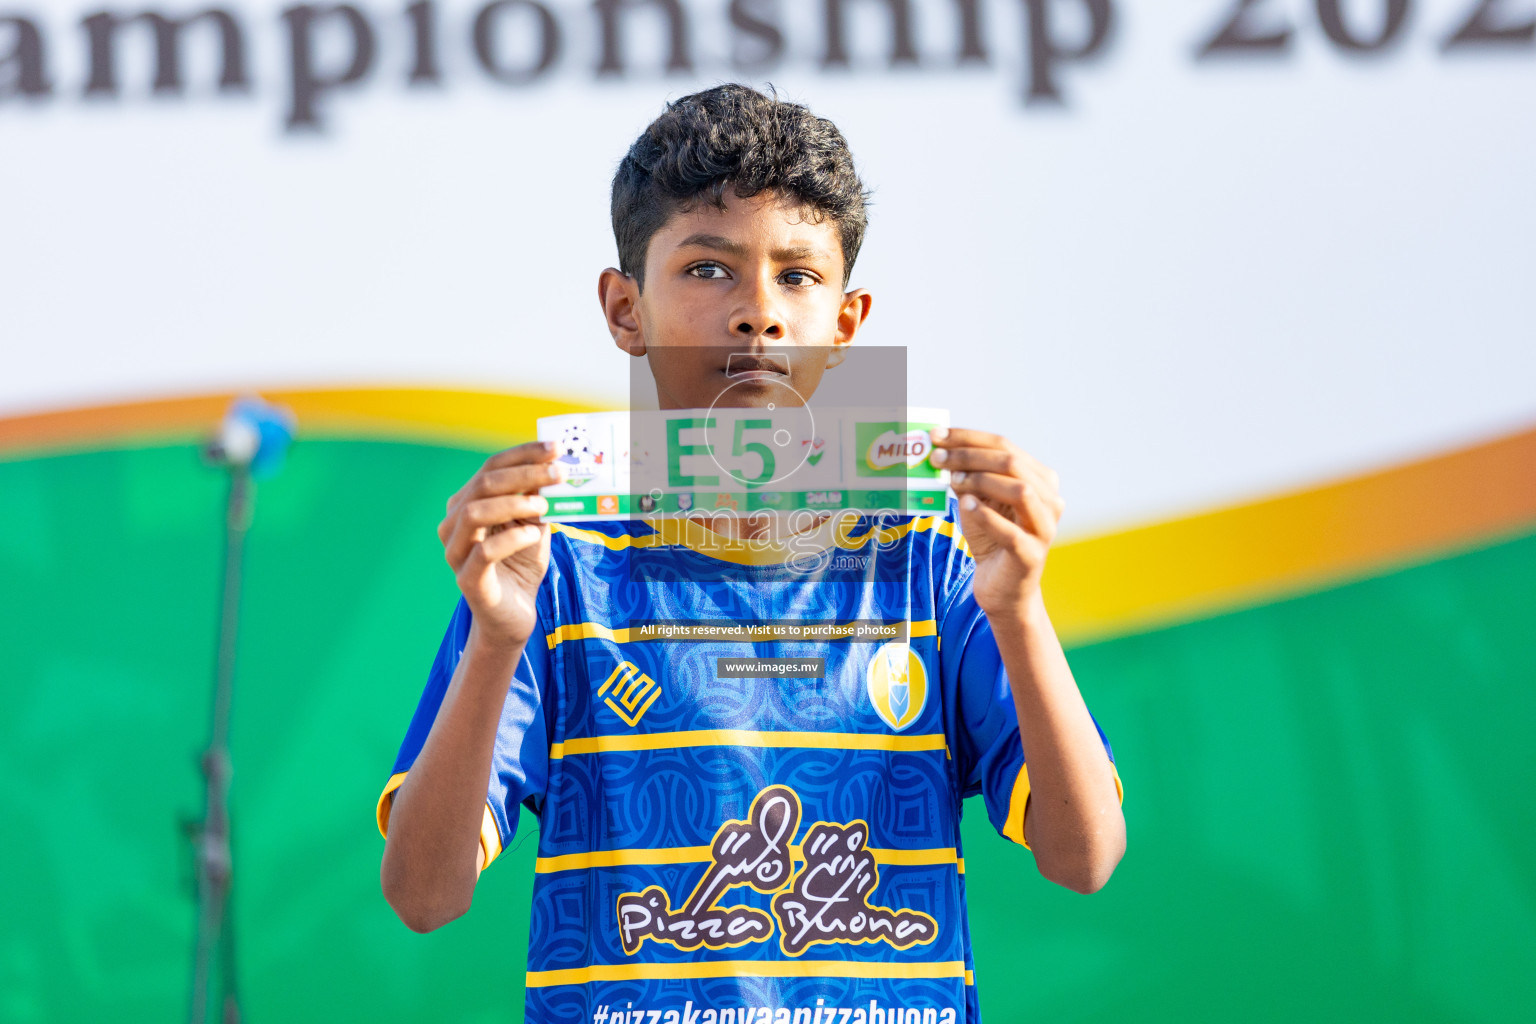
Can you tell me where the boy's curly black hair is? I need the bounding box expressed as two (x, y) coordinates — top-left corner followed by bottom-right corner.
(611, 84), (869, 289)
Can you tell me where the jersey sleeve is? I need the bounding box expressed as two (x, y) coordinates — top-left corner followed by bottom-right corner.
(936, 517), (1121, 851)
(374, 596), (552, 869)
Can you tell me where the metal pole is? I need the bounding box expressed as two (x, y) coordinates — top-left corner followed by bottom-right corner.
(191, 465), (251, 1024)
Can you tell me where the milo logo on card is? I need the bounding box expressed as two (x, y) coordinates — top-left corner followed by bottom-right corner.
(856, 422), (940, 478)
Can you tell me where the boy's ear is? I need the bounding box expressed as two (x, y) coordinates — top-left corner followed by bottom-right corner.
(599, 267), (645, 356)
(826, 288), (873, 369)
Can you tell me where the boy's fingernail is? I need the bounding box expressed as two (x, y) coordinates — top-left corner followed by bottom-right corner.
(931, 448), (947, 466)
(533, 496), (550, 515)
(931, 427), (948, 442)
(960, 494), (978, 511)
(540, 440), (555, 452)
(550, 463), (567, 480)
(951, 471), (966, 484)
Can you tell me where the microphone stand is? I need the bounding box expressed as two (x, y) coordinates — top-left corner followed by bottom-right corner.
(190, 460), (250, 1024)
(189, 398), (292, 1024)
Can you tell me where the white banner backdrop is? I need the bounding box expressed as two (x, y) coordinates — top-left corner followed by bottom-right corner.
(3, 0), (1533, 534)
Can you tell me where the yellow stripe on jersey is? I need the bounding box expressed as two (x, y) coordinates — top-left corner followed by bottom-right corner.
(549, 729), (950, 760)
(535, 845), (715, 872)
(534, 844), (962, 874)
(546, 618), (937, 651)
(876, 845), (960, 868)
(547, 522), (647, 549)
(545, 621), (631, 648)
(525, 958), (969, 987)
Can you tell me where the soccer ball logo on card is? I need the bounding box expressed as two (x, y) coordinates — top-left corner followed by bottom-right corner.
(557, 423), (604, 488)
(866, 641), (928, 733)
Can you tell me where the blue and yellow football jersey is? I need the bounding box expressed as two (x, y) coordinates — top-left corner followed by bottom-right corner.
(378, 502), (1120, 1024)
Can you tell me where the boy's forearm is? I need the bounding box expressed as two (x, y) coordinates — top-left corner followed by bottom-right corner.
(380, 624), (525, 932)
(987, 595), (1125, 894)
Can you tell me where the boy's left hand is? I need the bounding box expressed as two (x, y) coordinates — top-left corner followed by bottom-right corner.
(930, 427), (1064, 616)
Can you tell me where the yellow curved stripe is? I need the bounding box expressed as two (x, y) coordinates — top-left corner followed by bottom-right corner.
(534, 844), (960, 874)
(1045, 421), (1536, 645)
(0, 386), (598, 457)
(549, 729), (950, 759)
(375, 771), (504, 869)
(525, 958), (968, 987)
(546, 522), (650, 551)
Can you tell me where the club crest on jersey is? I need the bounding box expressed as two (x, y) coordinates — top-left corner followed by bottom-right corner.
(597, 661), (661, 727)
(866, 641), (927, 732)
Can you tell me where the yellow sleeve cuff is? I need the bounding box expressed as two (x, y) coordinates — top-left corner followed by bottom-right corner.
(1002, 760), (1124, 851)
(375, 771), (506, 870)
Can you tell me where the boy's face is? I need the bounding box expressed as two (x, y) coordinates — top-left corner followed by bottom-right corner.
(599, 192), (872, 409)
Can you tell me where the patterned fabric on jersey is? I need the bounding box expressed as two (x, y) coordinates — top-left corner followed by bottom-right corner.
(377, 503), (1120, 1024)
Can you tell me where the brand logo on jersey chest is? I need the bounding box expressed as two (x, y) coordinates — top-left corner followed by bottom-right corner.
(598, 661), (661, 727)
(615, 784), (939, 957)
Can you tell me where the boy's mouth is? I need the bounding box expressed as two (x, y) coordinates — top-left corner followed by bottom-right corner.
(724, 353), (790, 381)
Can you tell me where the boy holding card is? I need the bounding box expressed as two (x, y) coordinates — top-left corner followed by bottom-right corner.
(378, 84), (1123, 1024)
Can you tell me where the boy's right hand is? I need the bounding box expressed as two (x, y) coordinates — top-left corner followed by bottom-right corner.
(438, 440), (565, 648)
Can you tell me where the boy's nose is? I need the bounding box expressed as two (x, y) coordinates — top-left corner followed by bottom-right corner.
(731, 277), (786, 340)
(733, 314), (784, 339)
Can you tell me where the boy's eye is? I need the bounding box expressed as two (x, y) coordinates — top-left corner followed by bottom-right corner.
(781, 270), (819, 287)
(688, 262), (730, 280)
